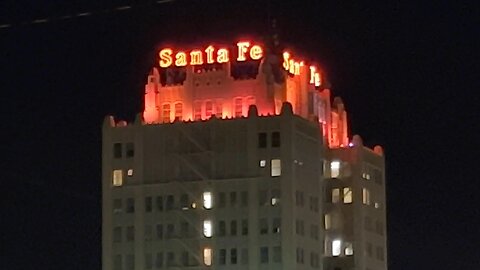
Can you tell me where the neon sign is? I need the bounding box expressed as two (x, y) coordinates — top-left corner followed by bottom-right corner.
(158, 40), (322, 87)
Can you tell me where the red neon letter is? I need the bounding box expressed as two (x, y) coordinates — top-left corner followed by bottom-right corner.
(159, 48), (173, 68)
(205, 45), (215, 64)
(190, 50), (204, 65)
(217, 48), (229, 63)
(175, 52), (187, 66)
(250, 45), (263, 60)
(237, 41), (250, 61)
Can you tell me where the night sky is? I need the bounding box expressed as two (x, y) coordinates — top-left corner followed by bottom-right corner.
(1, 1), (478, 269)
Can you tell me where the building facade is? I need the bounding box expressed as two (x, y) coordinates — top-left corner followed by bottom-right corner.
(102, 40), (387, 270)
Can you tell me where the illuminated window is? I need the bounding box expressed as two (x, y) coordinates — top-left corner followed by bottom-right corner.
(324, 214), (331, 230)
(375, 202), (381, 209)
(271, 159), (281, 176)
(127, 169), (133, 177)
(330, 160), (340, 178)
(113, 170), (123, 186)
(345, 242), (353, 255)
(362, 188), (371, 205)
(272, 218), (281, 233)
(234, 97), (243, 117)
(205, 101), (213, 118)
(203, 192), (213, 209)
(194, 101), (202, 120)
(162, 103), (171, 123)
(271, 189), (280, 206)
(343, 187), (352, 203)
(203, 220), (212, 237)
(332, 240), (341, 256)
(203, 248), (212, 266)
(174, 102), (183, 121)
(259, 160), (266, 167)
(215, 100), (223, 118)
(332, 188), (340, 203)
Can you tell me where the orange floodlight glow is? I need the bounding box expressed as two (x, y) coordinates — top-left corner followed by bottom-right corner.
(159, 48), (173, 68)
(236, 41), (250, 61)
(190, 50), (204, 65)
(217, 48), (229, 63)
(175, 51), (187, 66)
(250, 45), (263, 60)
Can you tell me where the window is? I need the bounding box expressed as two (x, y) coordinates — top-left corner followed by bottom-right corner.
(259, 159), (266, 167)
(345, 242), (353, 256)
(113, 255), (122, 270)
(113, 170), (123, 186)
(373, 168), (383, 185)
(113, 143), (122, 158)
(241, 248), (248, 264)
(126, 254), (134, 270)
(205, 101), (213, 118)
(156, 224), (163, 239)
(180, 194), (189, 210)
(296, 248), (304, 264)
(271, 189), (280, 206)
(126, 143), (134, 158)
(166, 224), (174, 239)
(219, 249), (226, 265)
(376, 220), (384, 235)
(145, 225), (152, 241)
(260, 218), (268, 234)
(260, 247), (269, 263)
(240, 191), (248, 207)
(241, 219), (248, 235)
(166, 252), (175, 266)
(234, 97), (243, 117)
(218, 221), (226, 236)
(296, 191), (304, 207)
(194, 101), (202, 120)
(258, 132), (267, 148)
(166, 195), (174, 210)
(162, 103), (171, 123)
(296, 220), (304, 236)
(272, 218), (281, 234)
(145, 197), (152, 212)
(271, 159), (281, 176)
(203, 192), (212, 209)
(155, 252), (164, 268)
(127, 169), (133, 177)
(376, 246), (385, 261)
(203, 248), (212, 266)
(181, 251), (188, 266)
(126, 198), (135, 213)
(156, 196), (164, 211)
(330, 160), (340, 178)
(273, 246), (281, 262)
(113, 199), (122, 214)
(230, 192), (237, 206)
(310, 224), (319, 240)
(271, 132), (280, 147)
(218, 192), (226, 208)
(215, 100), (223, 118)
(366, 242), (373, 257)
(324, 214), (331, 230)
(230, 248), (238, 264)
(332, 188), (340, 203)
(332, 240), (341, 256)
(230, 220), (237, 236)
(145, 253), (153, 269)
(362, 188), (371, 205)
(343, 187), (352, 203)
(203, 220), (212, 238)
(113, 227), (122, 243)
(259, 190), (268, 206)
(310, 252), (319, 268)
(126, 226), (134, 241)
(180, 222), (189, 237)
(174, 102), (183, 121)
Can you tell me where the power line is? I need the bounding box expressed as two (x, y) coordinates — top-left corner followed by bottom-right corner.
(0, 0), (176, 31)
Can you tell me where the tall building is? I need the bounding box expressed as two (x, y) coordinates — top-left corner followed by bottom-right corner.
(102, 40), (387, 270)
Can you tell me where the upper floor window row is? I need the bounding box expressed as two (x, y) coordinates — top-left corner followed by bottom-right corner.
(258, 132), (281, 148)
(113, 142), (134, 159)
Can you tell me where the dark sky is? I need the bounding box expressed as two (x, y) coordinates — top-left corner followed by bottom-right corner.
(1, 1), (478, 269)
